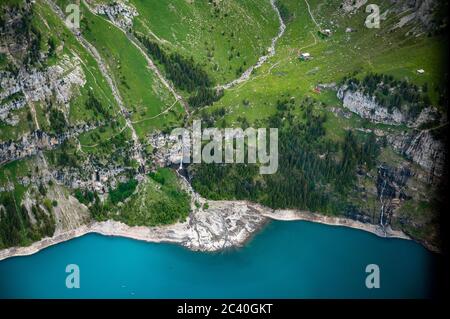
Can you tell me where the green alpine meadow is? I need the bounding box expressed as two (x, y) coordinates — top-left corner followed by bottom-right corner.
(0, 0), (448, 300)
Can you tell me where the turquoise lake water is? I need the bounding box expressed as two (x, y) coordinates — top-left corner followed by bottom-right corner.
(0, 221), (439, 298)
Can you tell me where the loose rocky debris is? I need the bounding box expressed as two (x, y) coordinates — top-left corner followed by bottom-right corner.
(92, 0), (138, 31)
(0, 123), (97, 165)
(148, 131), (190, 168)
(0, 95), (26, 126)
(0, 55), (86, 126)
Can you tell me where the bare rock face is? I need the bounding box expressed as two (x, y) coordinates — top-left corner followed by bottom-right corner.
(338, 87), (443, 127)
(0, 98), (26, 126)
(376, 164), (412, 224)
(93, 1), (138, 31)
(337, 85), (445, 178)
(182, 201), (267, 251)
(341, 0), (368, 13)
(340, 0), (442, 36)
(0, 55), (86, 104)
(0, 55), (86, 126)
(0, 131), (59, 165)
(412, 106), (443, 128)
(338, 88), (407, 125)
(391, 0), (440, 34)
(388, 130), (446, 177)
(0, 123), (97, 165)
(1, 2), (85, 129)
(148, 132), (189, 168)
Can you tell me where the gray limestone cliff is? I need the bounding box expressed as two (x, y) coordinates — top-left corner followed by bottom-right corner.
(337, 86), (446, 177)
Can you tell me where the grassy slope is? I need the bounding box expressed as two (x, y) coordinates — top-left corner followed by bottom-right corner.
(188, 0), (445, 247)
(53, 0), (184, 139)
(1, 0), (125, 201)
(78, 1), (183, 137)
(36, 1), (121, 123)
(111, 168), (191, 226)
(0, 0), (125, 143)
(205, 0), (446, 140)
(130, 0), (279, 84)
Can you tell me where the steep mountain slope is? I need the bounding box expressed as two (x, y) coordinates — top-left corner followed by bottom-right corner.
(190, 0), (448, 250)
(0, 0), (280, 250)
(128, 0), (280, 84)
(0, 0), (447, 253)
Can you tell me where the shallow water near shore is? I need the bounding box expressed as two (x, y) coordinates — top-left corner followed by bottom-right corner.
(0, 220), (439, 298)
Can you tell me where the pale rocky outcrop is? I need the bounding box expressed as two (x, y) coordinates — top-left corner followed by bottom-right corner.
(0, 55), (86, 124)
(149, 132), (185, 167)
(0, 98), (26, 126)
(387, 129), (446, 177)
(0, 55), (86, 105)
(341, 0), (368, 13)
(0, 123), (97, 165)
(337, 85), (444, 128)
(337, 87), (407, 125)
(337, 86), (445, 176)
(93, 1), (138, 31)
(412, 106), (442, 128)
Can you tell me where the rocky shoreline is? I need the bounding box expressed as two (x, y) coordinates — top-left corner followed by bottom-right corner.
(0, 200), (413, 262)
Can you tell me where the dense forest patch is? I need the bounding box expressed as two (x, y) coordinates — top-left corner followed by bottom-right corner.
(190, 97), (380, 215)
(136, 34), (223, 108)
(342, 73), (433, 120)
(0, 192), (55, 249)
(88, 168), (190, 226)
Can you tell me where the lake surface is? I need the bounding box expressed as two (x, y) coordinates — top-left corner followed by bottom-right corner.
(0, 221), (439, 298)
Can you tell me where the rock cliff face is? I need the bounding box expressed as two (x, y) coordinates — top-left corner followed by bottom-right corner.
(0, 96), (26, 126)
(376, 164), (412, 225)
(337, 86), (446, 177)
(387, 129), (446, 177)
(1, 2), (87, 134)
(337, 86), (443, 127)
(93, 1), (138, 31)
(0, 124), (97, 165)
(338, 88), (407, 125)
(341, 0), (441, 35)
(148, 132), (190, 168)
(390, 0), (441, 34)
(0, 55), (86, 125)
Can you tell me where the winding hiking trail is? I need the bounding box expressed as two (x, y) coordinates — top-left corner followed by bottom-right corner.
(217, 0), (321, 90)
(304, 0), (320, 28)
(81, 0), (190, 116)
(46, 0), (146, 169)
(217, 0), (286, 90)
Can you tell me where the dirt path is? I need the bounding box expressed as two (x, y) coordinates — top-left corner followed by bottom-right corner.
(46, 0), (146, 169)
(304, 0), (320, 29)
(81, 0), (190, 116)
(131, 100), (179, 124)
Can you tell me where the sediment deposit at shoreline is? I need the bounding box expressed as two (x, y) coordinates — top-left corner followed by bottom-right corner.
(0, 200), (414, 261)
